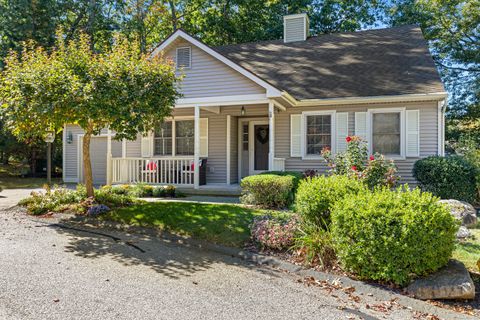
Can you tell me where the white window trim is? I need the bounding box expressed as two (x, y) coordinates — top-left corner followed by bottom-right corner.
(153, 117), (195, 157)
(367, 107), (406, 160)
(301, 110), (336, 159)
(176, 46), (192, 70)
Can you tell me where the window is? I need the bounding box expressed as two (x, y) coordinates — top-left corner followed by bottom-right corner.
(175, 120), (194, 155)
(372, 112), (401, 156)
(154, 122), (172, 156)
(305, 114), (332, 155)
(176, 47), (191, 69)
(242, 124), (248, 151)
(153, 120), (194, 156)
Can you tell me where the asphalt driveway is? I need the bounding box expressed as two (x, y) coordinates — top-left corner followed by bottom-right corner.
(0, 208), (472, 320)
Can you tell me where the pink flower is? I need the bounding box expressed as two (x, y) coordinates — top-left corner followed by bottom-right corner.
(369, 155), (375, 161)
(351, 165), (357, 171)
(346, 136), (352, 143)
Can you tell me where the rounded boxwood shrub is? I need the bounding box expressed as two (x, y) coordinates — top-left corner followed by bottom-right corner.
(295, 175), (365, 227)
(331, 187), (458, 286)
(413, 155), (477, 202)
(241, 174), (296, 208)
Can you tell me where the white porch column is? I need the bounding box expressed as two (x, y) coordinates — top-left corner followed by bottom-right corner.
(106, 128), (112, 185)
(194, 106), (200, 189)
(226, 115), (231, 184)
(268, 101), (275, 170)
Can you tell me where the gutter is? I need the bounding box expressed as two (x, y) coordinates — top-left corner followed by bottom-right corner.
(281, 92), (448, 107)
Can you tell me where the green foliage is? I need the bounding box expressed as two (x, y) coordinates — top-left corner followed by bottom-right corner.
(322, 136), (399, 189)
(0, 32), (180, 196)
(293, 223), (336, 269)
(295, 175), (365, 227)
(19, 185), (136, 215)
(241, 174), (297, 208)
(413, 155), (478, 202)
(331, 187), (458, 286)
(259, 171), (304, 190)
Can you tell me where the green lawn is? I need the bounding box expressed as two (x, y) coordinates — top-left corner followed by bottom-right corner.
(104, 202), (288, 247)
(0, 177), (63, 189)
(453, 228), (480, 272)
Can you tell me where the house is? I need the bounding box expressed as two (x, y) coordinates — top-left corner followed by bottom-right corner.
(62, 13), (446, 191)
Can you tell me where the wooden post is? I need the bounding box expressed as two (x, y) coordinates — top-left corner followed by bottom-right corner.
(226, 114), (231, 184)
(106, 128), (112, 185)
(194, 106), (200, 189)
(268, 101), (275, 170)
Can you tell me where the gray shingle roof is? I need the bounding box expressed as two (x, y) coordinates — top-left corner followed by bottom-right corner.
(214, 25), (445, 100)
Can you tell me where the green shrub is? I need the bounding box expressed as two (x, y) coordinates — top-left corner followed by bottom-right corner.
(152, 186), (166, 197)
(331, 187), (458, 286)
(413, 155), (477, 202)
(295, 175), (365, 227)
(164, 185), (176, 197)
(293, 224), (336, 269)
(19, 185), (136, 215)
(127, 183), (153, 197)
(241, 174), (297, 208)
(259, 171), (304, 190)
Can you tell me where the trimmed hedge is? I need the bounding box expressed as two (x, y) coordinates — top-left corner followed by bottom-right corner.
(295, 175), (365, 227)
(331, 187), (458, 286)
(413, 155), (477, 202)
(241, 171), (301, 208)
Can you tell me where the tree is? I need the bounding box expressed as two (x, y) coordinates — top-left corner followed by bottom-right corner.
(0, 32), (181, 196)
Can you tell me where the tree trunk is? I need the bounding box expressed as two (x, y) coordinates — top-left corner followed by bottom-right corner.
(82, 131), (94, 197)
(169, 0), (178, 31)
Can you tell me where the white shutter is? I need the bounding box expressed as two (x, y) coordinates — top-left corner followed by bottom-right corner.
(290, 114), (302, 157)
(199, 118), (208, 157)
(141, 132), (152, 157)
(336, 112), (349, 153)
(355, 112), (367, 141)
(406, 110), (420, 157)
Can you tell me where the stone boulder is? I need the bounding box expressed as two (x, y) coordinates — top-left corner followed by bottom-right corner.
(407, 260), (475, 300)
(439, 199), (478, 227)
(456, 226), (471, 239)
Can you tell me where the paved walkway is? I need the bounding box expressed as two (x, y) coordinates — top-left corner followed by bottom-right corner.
(0, 188), (42, 209)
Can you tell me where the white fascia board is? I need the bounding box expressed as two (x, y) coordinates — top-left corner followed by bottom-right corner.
(151, 30), (282, 98)
(175, 94), (269, 108)
(288, 92), (448, 107)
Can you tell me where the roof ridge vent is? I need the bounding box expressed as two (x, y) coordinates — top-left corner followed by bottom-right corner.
(283, 13), (309, 43)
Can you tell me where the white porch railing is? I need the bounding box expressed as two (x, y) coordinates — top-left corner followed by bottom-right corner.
(272, 157), (286, 171)
(111, 157), (195, 185)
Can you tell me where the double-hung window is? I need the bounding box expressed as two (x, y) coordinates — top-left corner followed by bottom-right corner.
(304, 112), (334, 156)
(369, 109), (405, 158)
(153, 120), (194, 156)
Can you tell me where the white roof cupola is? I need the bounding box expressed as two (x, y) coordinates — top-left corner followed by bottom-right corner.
(283, 13), (310, 43)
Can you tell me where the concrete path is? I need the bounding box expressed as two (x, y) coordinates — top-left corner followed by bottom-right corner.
(0, 208), (471, 320)
(0, 188), (42, 209)
(143, 195), (240, 204)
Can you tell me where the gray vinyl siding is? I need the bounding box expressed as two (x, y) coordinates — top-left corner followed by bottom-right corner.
(164, 39), (265, 99)
(274, 101), (439, 185)
(63, 125), (122, 182)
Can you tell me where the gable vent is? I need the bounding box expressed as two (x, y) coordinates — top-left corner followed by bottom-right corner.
(176, 46), (191, 69)
(284, 13), (309, 43)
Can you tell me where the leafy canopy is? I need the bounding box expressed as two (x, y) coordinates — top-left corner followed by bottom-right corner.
(0, 32), (181, 141)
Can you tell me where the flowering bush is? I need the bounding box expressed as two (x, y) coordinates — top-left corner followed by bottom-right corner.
(250, 215), (299, 250)
(87, 204), (110, 216)
(322, 136), (399, 189)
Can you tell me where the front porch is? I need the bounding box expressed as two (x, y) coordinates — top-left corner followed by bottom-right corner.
(105, 101), (287, 189)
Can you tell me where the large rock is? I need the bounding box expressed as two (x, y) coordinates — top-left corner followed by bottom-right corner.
(407, 260), (475, 300)
(456, 226), (471, 239)
(439, 199), (478, 227)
